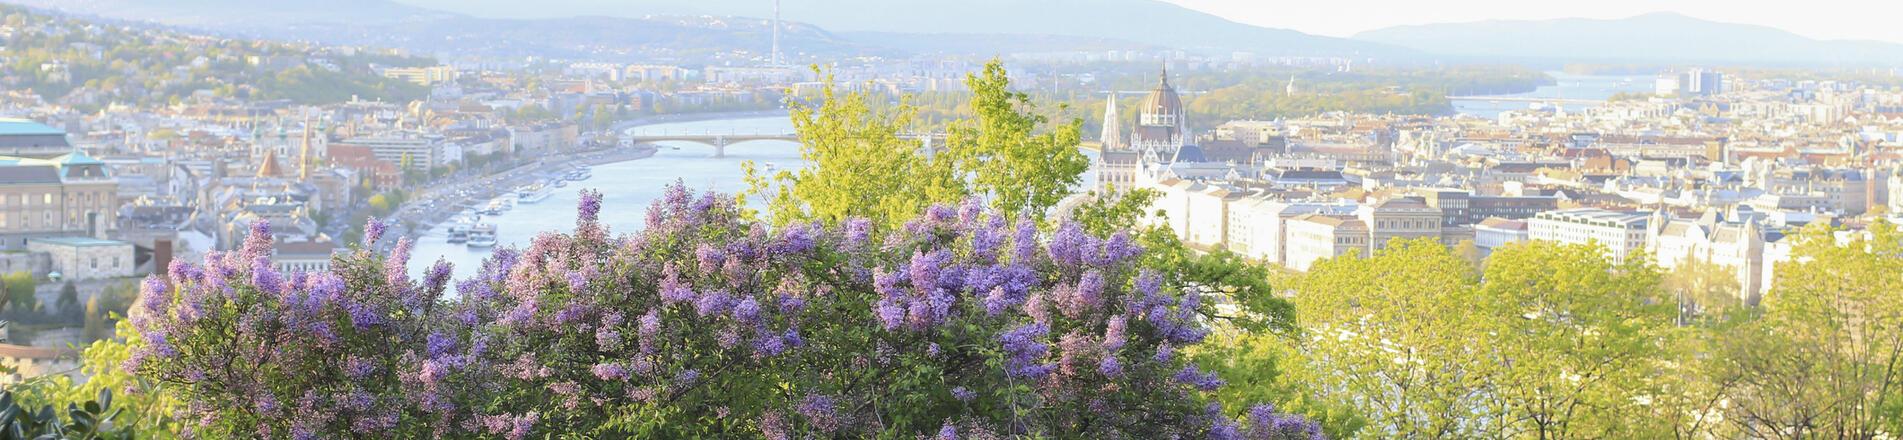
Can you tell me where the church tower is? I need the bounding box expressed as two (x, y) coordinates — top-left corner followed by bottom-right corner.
(298, 119), (314, 180)
(1100, 94), (1122, 151)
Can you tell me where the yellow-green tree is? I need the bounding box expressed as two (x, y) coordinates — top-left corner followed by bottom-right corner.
(744, 71), (964, 228)
(1476, 241), (1675, 438)
(944, 60), (1088, 221)
(1283, 238), (1496, 437)
(1710, 222), (1903, 437)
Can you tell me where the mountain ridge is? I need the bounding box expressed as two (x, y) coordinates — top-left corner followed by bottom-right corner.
(388, 0), (1407, 56)
(1353, 12), (1903, 65)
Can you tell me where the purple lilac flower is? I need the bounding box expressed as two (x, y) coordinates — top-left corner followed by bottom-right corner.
(309, 322), (338, 346)
(875, 298), (906, 331)
(734, 297), (762, 325)
(577, 189), (602, 224)
(951, 386), (976, 402)
(1012, 216), (1039, 263)
(754, 333), (787, 357)
(1208, 418), (1242, 440)
(251, 258), (284, 297)
(1174, 365), (1224, 391)
(595, 326), (621, 350)
(345, 356), (376, 378)
(778, 294), (806, 314)
(1135, 270), (1163, 298)
(1104, 314), (1128, 352)
(695, 291), (734, 317)
(638, 310), (661, 337)
(1048, 223), (1086, 266)
(425, 259), (453, 293)
(240, 220), (273, 261)
(347, 301), (384, 329)
(591, 363), (629, 381)
(1073, 270), (1106, 315)
(937, 423), (958, 440)
(775, 222), (818, 256)
(983, 287), (1012, 317)
(999, 323), (1053, 379)
(385, 237), (413, 286)
(427, 332), (457, 358)
(696, 244), (725, 274)
(797, 394), (840, 432)
(843, 218), (872, 248)
(1099, 356), (1123, 377)
(659, 264), (694, 303)
(908, 250), (950, 293)
(138, 276), (170, 316)
(759, 411), (789, 440)
(362, 219), (386, 246)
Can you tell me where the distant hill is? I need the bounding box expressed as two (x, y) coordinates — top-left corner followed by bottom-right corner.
(0, 3), (429, 106)
(391, 0), (1404, 57)
(4, 0), (878, 62)
(1353, 12), (1903, 66)
(7, 0), (455, 28)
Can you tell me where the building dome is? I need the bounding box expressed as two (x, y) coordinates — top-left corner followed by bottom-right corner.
(1140, 70), (1183, 124)
(1129, 67), (1188, 157)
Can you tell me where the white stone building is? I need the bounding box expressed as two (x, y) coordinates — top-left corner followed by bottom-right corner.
(28, 237), (134, 280)
(1283, 214), (1369, 272)
(1528, 208), (1650, 265)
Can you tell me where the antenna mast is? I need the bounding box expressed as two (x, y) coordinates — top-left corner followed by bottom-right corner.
(771, 0), (782, 66)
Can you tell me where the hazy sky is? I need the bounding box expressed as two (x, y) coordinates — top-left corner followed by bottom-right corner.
(1165, 0), (1903, 43)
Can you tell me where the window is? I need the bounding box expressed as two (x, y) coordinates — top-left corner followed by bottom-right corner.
(90, 257), (97, 269)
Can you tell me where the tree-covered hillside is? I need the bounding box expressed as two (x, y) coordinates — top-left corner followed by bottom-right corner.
(0, 5), (430, 107)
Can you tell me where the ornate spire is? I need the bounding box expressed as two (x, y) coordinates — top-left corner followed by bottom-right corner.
(298, 117), (313, 180)
(257, 147), (283, 178)
(1100, 94), (1122, 151)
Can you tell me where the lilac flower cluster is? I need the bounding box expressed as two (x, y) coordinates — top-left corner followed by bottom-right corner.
(128, 182), (1320, 439)
(1207, 404), (1327, 440)
(128, 218), (456, 437)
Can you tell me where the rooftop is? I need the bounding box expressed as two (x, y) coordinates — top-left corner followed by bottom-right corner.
(28, 237), (129, 247)
(0, 119), (64, 136)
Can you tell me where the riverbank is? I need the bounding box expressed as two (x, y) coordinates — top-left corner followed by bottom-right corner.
(386, 145), (658, 240)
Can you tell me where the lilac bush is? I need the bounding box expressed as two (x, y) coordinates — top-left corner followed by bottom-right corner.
(129, 183), (1318, 438)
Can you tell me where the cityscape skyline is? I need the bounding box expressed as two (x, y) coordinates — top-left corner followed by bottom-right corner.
(383, 0), (1903, 45)
(0, 1), (1900, 438)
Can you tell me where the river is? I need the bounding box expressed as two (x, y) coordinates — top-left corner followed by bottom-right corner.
(408, 116), (805, 279)
(1451, 72), (1655, 118)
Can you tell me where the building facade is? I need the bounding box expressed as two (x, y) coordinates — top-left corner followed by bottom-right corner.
(1284, 214), (1369, 272)
(1528, 208), (1650, 264)
(28, 237), (133, 280)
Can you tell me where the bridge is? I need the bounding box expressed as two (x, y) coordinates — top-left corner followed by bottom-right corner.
(1446, 95), (1604, 105)
(623, 130), (949, 158)
(622, 131), (800, 158)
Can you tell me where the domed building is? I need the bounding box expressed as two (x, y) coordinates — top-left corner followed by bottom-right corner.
(1094, 68), (1194, 190)
(1130, 68), (1187, 157)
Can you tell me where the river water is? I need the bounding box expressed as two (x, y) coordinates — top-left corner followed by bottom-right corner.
(409, 116), (804, 279)
(1451, 72), (1655, 118)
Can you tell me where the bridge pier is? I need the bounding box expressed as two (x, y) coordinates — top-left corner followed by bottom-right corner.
(713, 135), (727, 158)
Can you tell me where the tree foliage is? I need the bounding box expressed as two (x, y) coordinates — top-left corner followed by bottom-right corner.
(745, 71), (965, 229)
(1706, 223), (1903, 438)
(944, 61), (1089, 221)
